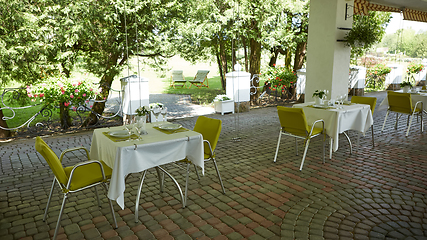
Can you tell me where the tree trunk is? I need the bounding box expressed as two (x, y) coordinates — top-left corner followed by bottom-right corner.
(232, 39), (236, 70)
(216, 52), (225, 90)
(0, 109), (11, 138)
(241, 36), (248, 71)
(269, 47), (280, 67)
(83, 53), (122, 127)
(293, 41), (307, 71)
(219, 40), (228, 89)
(59, 104), (72, 129)
(82, 75), (112, 127)
(249, 37), (261, 103)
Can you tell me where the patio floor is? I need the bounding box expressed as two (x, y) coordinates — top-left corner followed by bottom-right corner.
(1, 91), (427, 240)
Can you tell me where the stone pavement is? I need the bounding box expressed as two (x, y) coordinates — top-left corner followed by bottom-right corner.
(1, 91), (427, 240)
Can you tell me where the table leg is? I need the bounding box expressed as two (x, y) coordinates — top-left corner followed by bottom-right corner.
(157, 166), (186, 208)
(343, 132), (352, 155)
(135, 170), (147, 223)
(329, 138), (333, 159)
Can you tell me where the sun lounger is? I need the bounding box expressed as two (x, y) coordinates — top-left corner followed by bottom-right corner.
(189, 70), (209, 88)
(170, 70), (187, 88)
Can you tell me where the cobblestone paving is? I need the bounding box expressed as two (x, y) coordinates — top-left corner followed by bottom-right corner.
(1, 91), (427, 240)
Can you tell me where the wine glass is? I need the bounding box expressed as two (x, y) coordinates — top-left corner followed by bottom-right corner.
(133, 122), (142, 140)
(160, 107), (167, 122)
(124, 117), (134, 140)
(152, 107), (161, 126)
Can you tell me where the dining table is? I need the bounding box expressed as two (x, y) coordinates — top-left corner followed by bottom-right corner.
(89, 123), (204, 221)
(293, 102), (373, 158)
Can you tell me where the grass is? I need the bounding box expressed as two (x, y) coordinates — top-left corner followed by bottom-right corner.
(164, 75), (225, 105)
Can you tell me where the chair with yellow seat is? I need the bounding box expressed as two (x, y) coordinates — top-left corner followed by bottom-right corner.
(180, 116), (224, 206)
(381, 91), (424, 136)
(351, 96), (377, 147)
(35, 137), (117, 240)
(273, 106), (325, 171)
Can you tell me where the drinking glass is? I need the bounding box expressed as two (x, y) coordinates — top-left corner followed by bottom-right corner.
(152, 107), (161, 125)
(160, 107), (167, 122)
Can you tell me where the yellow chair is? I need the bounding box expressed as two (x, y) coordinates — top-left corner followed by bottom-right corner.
(35, 137), (117, 240)
(189, 70), (210, 88)
(273, 106), (325, 171)
(170, 70), (187, 88)
(181, 116), (224, 206)
(381, 91), (424, 136)
(351, 96), (377, 147)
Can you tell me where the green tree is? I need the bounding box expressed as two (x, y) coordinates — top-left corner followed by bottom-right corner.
(0, 0), (59, 137)
(350, 12), (391, 61)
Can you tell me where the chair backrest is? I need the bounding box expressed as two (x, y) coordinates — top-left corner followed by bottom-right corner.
(387, 91), (413, 114)
(35, 137), (68, 186)
(193, 116), (221, 155)
(277, 106), (310, 136)
(351, 96), (377, 114)
(171, 70), (184, 80)
(193, 70), (209, 83)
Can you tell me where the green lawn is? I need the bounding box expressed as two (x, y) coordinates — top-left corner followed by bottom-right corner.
(164, 75), (225, 105)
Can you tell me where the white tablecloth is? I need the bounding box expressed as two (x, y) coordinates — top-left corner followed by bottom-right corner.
(379, 91), (427, 111)
(90, 124), (204, 209)
(293, 102), (373, 152)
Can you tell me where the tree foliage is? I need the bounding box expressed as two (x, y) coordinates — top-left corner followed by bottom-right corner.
(350, 12), (391, 60)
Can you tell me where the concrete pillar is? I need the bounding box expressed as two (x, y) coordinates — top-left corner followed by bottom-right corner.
(306, 0), (353, 102)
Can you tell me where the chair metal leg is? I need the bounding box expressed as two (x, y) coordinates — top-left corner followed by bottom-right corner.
(273, 131), (282, 162)
(43, 178), (56, 221)
(95, 186), (101, 207)
(295, 138), (298, 155)
(395, 113), (399, 129)
(53, 193), (68, 240)
(101, 183), (118, 229)
(381, 110), (390, 132)
(371, 125), (374, 147)
(322, 135), (325, 164)
(135, 170), (147, 223)
(211, 158), (226, 194)
(406, 113), (415, 136)
(299, 139), (310, 171)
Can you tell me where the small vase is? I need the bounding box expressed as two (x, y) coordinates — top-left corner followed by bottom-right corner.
(402, 86), (410, 93)
(314, 97), (323, 105)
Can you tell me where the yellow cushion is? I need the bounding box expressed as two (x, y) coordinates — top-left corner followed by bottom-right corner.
(64, 161), (112, 191)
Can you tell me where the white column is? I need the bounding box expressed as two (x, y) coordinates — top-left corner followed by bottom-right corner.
(306, 0), (353, 102)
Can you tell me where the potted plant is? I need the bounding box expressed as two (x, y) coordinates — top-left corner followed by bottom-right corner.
(262, 64), (297, 98)
(400, 81), (412, 93)
(312, 90), (328, 105)
(343, 16), (381, 50)
(135, 106), (149, 134)
(213, 95), (234, 115)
